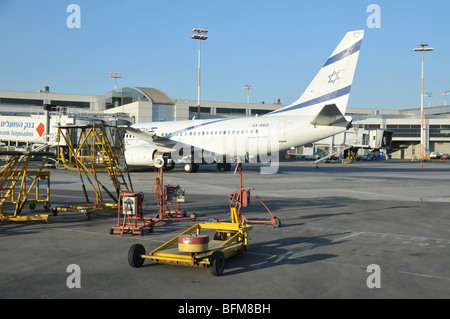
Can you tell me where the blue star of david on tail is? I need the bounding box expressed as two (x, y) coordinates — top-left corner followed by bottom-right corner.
(328, 71), (340, 84)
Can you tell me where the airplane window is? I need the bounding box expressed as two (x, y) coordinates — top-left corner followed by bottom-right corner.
(189, 132), (192, 136)
(256, 130), (258, 134)
(250, 130), (253, 134)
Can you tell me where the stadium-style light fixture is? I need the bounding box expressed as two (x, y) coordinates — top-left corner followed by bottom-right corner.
(191, 28), (208, 119)
(413, 42), (434, 165)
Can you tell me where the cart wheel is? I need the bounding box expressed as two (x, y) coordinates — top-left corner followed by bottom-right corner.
(210, 251), (225, 276)
(29, 203), (36, 210)
(128, 244), (146, 268)
(273, 218), (281, 228)
(149, 223), (153, 233)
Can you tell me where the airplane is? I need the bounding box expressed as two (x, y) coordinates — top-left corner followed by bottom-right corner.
(121, 30), (364, 173)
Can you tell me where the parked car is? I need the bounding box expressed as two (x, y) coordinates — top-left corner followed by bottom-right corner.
(430, 152), (441, 159)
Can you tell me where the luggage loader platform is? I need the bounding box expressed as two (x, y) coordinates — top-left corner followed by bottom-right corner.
(128, 207), (252, 276)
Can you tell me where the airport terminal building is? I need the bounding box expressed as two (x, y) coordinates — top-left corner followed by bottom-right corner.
(1, 85), (450, 160)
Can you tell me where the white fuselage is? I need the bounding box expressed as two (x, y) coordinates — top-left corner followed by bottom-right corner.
(123, 30), (363, 169)
(124, 115), (350, 164)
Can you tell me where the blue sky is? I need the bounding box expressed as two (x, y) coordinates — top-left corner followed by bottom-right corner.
(0, 0), (449, 109)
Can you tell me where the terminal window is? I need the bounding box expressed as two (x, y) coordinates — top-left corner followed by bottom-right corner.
(0, 98), (43, 106)
(51, 100), (90, 108)
(189, 106), (211, 114)
(216, 107), (246, 115)
(386, 125), (420, 137)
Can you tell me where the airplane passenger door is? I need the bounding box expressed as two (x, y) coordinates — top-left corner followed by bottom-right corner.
(277, 121), (286, 142)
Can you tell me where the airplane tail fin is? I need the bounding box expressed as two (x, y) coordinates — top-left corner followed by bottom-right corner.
(267, 30), (364, 117)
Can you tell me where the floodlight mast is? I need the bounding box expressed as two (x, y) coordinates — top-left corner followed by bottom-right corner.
(242, 83), (253, 104)
(110, 71), (122, 89)
(425, 92), (432, 107)
(413, 43), (434, 165)
(443, 90), (450, 106)
(190, 28), (208, 119)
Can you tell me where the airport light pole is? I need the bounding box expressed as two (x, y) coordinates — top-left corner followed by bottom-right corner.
(443, 90), (450, 106)
(413, 43), (434, 165)
(110, 71), (122, 89)
(190, 28), (208, 120)
(426, 92), (432, 107)
(242, 83), (253, 104)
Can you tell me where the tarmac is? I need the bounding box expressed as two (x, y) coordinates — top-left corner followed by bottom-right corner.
(0, 159), (449, 299)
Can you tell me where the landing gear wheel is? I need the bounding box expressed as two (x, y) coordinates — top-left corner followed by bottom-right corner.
(210, 251), (225, 276)
(183, 163), (193, 172)
(183, 163), (199, 173)
(128, 244), (146, 268)
(163, 161), (175, 171)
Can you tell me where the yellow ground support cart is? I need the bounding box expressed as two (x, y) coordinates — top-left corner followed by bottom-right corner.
(53, 124), (133, 220)
(0, 151), (52, 223)
(128, 207), (252, 276)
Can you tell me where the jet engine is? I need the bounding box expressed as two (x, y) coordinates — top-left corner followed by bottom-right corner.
(124, 146), (173, 169)
(124, 146), (158, 166)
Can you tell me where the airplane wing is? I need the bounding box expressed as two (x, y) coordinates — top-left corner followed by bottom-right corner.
(118, 126), (176, 148)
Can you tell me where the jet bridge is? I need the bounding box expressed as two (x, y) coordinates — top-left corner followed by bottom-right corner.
(287, 128), (393, 164)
